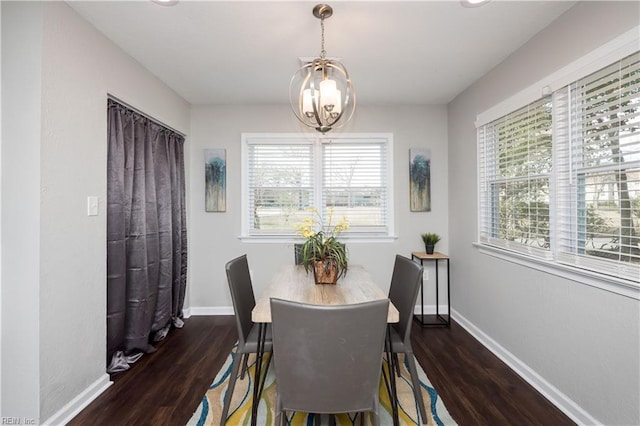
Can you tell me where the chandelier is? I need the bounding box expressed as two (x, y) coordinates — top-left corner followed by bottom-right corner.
(289, 4), (356, 134)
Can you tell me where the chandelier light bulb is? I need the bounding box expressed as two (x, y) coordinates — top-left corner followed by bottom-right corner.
(303, 89), (318, 116)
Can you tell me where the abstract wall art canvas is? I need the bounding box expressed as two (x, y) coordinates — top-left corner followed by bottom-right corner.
(410, 148), (431, 212)
(205, 149), (226, 212)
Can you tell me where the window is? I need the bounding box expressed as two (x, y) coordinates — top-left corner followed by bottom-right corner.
(242, 133), (393, 239)
(478, 51), (640, 284)
(478, 97), (553, 258)
(556, 53), (640, 281)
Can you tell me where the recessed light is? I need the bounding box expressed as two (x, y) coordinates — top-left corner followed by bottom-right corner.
(461, 0), (491, 8)
(152, 0), (178, 6)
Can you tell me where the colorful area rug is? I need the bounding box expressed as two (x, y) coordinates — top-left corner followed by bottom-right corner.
(188, 344), (457, 425)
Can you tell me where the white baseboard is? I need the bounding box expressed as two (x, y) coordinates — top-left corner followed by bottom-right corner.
(413, 304), (450, 315)
(187, 306), (234, 316)
(189, 305), (441, 317)
(41, 373), (112, 426)
(451, 309), (600, 426)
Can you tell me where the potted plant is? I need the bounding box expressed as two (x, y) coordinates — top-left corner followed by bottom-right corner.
(421, 232), (441, 255)
(296, 208), (349, 284)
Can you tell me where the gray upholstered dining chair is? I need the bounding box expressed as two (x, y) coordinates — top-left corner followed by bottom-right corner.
(387, 254), (428, 424)
(220, 254), (273, 426)
(294, 243), (304, 265)
(270, 298), (390, 426)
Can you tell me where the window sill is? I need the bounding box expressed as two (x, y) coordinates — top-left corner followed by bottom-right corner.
(473, 242), (640, 300)
(239, 235), (398, 244)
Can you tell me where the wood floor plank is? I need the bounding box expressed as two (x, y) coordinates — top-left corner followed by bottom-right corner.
(69, 316), (575, 426)
(410, 320), (575, 426)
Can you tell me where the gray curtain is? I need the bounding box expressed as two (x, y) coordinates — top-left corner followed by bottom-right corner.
(106, 99), (187, 372)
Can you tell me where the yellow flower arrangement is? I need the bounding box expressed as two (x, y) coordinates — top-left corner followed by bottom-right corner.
(295, 207), (349, 282)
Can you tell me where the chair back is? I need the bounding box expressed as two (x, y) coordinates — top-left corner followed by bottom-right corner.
(294, 243), (304, 265)
(270, 298), (389, 414)
(225, 255), (256, 348)
(388, 255), (423, 344)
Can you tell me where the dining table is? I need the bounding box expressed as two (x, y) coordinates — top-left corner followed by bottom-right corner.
(248, 264), (401, 426)
(252, 264), (399, 323)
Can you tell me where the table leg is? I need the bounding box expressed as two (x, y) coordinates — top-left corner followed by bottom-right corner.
(420, 260), (425, 325)
(412, 254), (426, 327)
(251, 322), (271, 426)
(435, 259), (439, 320)
(382, 326), (400, 426)
(446, 258), (451, 326)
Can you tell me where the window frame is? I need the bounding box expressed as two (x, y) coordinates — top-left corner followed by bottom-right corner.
(475, 27), (640, 298)
(478, 97), (554, 259)
(240, 132), (395, 243)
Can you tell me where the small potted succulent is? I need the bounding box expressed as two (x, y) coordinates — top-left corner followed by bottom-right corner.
(421, 232), (441, 255)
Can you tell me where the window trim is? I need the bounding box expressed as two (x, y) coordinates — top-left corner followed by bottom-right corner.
(475, 27), (640, 298)
(476, 26), (639, 128)
(240, 132), (395, 243)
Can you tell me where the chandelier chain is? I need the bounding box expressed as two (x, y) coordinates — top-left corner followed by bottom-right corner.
(320, 17), (326, 59)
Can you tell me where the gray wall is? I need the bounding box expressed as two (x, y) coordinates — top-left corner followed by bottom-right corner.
(1, 2), (190, 422)
(447, 2), (640, 425)
(1, 2), (43, 420)
(188, 105), (449, 310)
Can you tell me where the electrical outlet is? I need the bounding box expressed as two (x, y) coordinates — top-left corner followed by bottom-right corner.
(423, 270), (429, 281)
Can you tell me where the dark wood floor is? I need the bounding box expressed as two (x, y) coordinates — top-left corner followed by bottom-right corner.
(69, 316), (575, 426)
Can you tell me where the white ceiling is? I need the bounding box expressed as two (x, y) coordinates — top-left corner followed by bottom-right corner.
(67, 1), (576, 106)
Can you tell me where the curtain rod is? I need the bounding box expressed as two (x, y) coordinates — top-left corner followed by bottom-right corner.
(107, 94), (187, 137)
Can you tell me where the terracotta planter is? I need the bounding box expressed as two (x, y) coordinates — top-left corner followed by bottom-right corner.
(313, 259), (339, 285)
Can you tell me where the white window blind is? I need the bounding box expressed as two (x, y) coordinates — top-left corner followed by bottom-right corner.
(556, 52), (640, 281)
(243, 133), (393, 238)
(478, 97), (553, 259)
(323, 139), (388, 234)
(246, 141), (314, 235)
(479, 51), (640, 285)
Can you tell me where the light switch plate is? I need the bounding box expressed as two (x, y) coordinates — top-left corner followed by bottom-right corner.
(87, 196), (98, 216)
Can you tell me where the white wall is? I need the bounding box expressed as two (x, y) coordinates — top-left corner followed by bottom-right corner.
(0, 1), (3, 415)
(1, 2), (43, 421)
(188, 105), (448, 311)
(448, 2), (640, 425)
(2, 1), (190, 422)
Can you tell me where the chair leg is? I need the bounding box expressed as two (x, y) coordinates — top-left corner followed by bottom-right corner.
(239, 353), (250, 380)
(220, 351), (242, 426)
(393, 353), (401, 377)
(372, 397), (381, 426)
(406, 353), (428, 424)
(275, 396), (283, 426)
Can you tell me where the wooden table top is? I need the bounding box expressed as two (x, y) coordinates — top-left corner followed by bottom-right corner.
(252, 264), (399, 323)
(411, 251), (449, 260)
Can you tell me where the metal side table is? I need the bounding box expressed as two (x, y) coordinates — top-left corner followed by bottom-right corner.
(411, 251), (450, 327)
